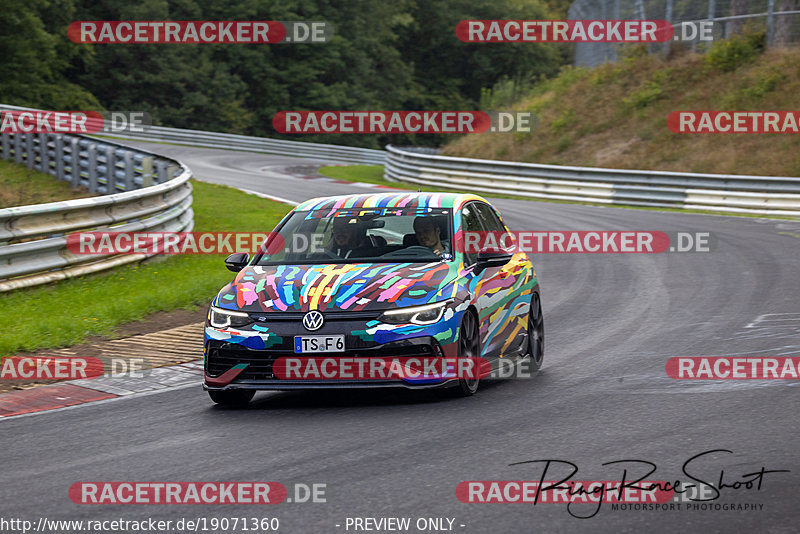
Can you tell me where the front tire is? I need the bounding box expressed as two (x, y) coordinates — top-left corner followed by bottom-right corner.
(208, 389), (255, 406)
(452, 310), (481, 397)
(525, 292), (545, 372)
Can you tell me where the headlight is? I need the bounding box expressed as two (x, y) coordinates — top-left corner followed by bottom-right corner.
(209, 306), (251, 328)
(379, 301), (450, 325)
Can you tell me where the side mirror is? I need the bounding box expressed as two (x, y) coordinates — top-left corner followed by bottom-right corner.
(474, 250), (512, 274)
(224, 252), (250, 273)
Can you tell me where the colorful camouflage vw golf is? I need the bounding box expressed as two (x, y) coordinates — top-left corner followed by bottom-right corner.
(204, 192), (544, 405)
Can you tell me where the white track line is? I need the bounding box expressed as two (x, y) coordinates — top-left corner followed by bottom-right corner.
(0, 382), (202, 422)
(238, 188), (299, 206)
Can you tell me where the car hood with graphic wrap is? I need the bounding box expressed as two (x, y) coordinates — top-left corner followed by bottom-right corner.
(213, 261), (463, 313)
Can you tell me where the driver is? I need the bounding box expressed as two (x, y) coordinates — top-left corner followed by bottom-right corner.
(328, 217), (369, 258)
(413, 216), (446, 257)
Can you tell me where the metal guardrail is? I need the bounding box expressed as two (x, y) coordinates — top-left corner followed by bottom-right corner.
(107, 125), (387, 166)
(385, 145), (800, 217)
(0, 103), (385, 165)
(0, 131), (193, 292)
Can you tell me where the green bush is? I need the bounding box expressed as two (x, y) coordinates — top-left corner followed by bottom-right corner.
(705, 32), (766, 72)
(741, 71), (785, 98)
(550, 108), (576, 132)
(555, 134), (573, 153)
(721, 69), (786, 107)
(623, 69), (671, 109)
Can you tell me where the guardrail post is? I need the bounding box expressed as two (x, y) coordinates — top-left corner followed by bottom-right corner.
(610, 0), (620, 61)
(26, 133), (34, 169)
(14, 134), (22, 163)
(39, 133), (50, 175)
(123, 151), (134, 191)
(705, 0), (715, 49)
(69, 137), (80, 188)
(1, 132), (9, 161)
(55, 136), (65, 180)
(167, 164), (178, 181)
(156, 160), (167, 184)
(766, 0), (775, 47)
(663, 0), (673, 56)
(87, 143), (98, 193)
(106, 145), (117, 193)
(142, 156), (153, 187)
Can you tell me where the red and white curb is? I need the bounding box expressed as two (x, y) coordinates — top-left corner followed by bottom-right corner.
(0, 360), (204, 418)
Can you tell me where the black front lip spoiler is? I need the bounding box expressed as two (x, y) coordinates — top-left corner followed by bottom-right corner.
(203, 378), (459, 391)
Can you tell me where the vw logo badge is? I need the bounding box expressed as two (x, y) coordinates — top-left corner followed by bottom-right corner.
(302, 310), (324, 331)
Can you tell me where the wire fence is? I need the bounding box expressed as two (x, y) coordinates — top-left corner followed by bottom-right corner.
(569, 0), (800, 66)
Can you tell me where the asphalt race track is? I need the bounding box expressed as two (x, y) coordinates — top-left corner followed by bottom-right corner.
(2, 142), (799, 533)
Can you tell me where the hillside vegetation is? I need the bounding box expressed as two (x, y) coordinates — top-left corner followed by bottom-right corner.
(443, 34), (800, 177)
(2, 0), (572, 148)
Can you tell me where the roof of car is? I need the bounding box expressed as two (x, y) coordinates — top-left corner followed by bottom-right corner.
(294, 191), (488, 212)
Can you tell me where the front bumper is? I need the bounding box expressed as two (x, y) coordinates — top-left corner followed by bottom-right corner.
(203, 313), (460, 391)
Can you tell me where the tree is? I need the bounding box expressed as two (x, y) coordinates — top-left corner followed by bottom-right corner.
(0, 0), (100, 107)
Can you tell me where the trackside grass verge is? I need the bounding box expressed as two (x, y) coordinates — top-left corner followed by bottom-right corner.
(318, 165), (393, 187)
(0, 180), (289, 358)
(0, 159), (94, 208)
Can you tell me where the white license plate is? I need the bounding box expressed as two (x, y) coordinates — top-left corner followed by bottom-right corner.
(294, 335), (345, 353)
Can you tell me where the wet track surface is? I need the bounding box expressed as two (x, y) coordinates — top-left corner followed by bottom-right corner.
(2, 141), (799, 532)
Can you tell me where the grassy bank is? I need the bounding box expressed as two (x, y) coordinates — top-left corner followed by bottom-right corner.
(0, 159), (94, 208)
(0, 180), (288, 357)
(443, 35), (800, 178)
(318, 164), (396, 188)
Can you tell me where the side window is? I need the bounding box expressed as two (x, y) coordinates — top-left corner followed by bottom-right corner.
(461, 203), (486, 266)
(474, 202), (515, 253)
(474, 203), (505, 233)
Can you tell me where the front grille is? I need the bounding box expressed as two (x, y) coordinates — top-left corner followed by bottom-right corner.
(206, 348), (276, 380)
(206, 343), (438, 382)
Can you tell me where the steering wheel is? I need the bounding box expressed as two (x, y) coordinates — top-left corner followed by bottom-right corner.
(381, 245), (435, 258)
(323, 249), (345, 259)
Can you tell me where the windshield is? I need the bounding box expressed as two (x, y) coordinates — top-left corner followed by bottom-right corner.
(254, 207), (453, 265)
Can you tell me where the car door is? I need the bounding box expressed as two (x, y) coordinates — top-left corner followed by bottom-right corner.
(472, 202), (532, 359)
(460, 201), (520, 361)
